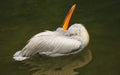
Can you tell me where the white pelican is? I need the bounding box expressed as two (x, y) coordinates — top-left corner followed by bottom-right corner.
(13, 4), (89, 61)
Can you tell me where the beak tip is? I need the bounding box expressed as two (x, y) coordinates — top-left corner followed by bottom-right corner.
(73, 4), (76, 7)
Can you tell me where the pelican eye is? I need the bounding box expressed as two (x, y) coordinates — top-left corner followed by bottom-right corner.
(69, 33), (77, 36)
(70, 34), (74, 36)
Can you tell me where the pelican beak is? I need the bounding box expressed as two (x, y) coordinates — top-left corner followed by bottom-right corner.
(62, 4), (76, 30)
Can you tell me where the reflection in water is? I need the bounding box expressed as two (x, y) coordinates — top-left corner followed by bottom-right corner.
(23, 50), (92, 75)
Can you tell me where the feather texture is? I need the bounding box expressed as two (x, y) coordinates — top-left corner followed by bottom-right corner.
(13, 24), (89, 61)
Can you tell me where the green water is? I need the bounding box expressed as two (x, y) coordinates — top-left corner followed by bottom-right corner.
(0, 0), (120, 75)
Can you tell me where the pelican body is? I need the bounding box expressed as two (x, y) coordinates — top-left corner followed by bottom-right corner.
(13, 4), (89, 61)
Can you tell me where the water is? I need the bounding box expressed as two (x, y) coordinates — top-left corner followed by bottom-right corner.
(0, 0), (120, 75)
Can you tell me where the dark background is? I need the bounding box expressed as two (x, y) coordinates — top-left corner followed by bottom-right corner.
(0, 0), (120, 75)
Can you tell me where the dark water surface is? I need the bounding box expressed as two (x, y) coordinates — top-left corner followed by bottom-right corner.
(0, 0), (120, 75)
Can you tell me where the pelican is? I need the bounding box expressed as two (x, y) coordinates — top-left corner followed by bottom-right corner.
(13, 4), (89, 61)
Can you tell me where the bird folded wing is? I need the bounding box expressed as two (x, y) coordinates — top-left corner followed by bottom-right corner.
(20, 34), (81, 57)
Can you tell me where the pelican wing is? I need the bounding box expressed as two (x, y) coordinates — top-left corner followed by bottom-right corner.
(20, 31), (81, 57)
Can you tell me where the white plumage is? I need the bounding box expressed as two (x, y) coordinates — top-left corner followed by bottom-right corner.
(13, 4), (90, 61)
(13, 24), (89, 61)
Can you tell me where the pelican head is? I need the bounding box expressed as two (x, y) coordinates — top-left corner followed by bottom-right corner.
(59, 4), (89, 47)
(65, 24), (89, 47)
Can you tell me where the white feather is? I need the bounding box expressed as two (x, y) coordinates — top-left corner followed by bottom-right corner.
(13, 24), (89, 61)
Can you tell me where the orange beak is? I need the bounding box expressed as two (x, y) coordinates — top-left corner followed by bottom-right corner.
(62, 4), (76, 30)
